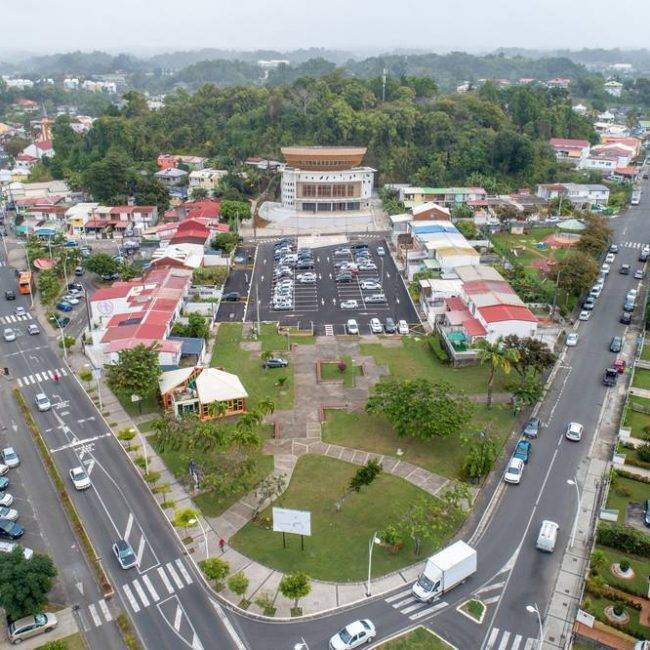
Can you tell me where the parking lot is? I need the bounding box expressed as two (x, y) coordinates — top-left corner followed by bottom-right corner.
(215, 244), (255, 323)
(246, 238), (419, 335)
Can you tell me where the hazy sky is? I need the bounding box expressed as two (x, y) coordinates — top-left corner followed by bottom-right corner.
(2, 0), (647, 55)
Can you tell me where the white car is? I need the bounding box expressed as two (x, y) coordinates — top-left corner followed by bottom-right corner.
(2, 448), (19, 468)
(565, 422), (583, 442)
(340, 300), (358, 309)
(346, 319), (359, 335)
(605, 253), (615, 264)
(578, 310), (591, 321)
(0, 463), (8, 476)
(369, 318), (383, 334)
(377, 246), (386, 256)
(329, 619), (376, 650)
(64, 295), (80, 305)
(565, 332), (579, 347)
(504, 457), (525, 484)
(14, 306), (26, 317)
(297, 273), (317, 284)
(3, 328), (16, 342)
(0, 493), (13, 507)
(589, 285), (602, 299)
(0, 506), (18, 521)
(34, 393), (52, 412)
(69, 466), (91, 490)
(601, 263), (611, 275)
(398, 320), (409, 335)
(359, 280), (381, 291)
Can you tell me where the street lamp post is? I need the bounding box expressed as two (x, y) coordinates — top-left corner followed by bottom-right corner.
(526, 603), (544, 649)
(188, 517), (209, 561)
(567, 478), (581, 548)
(366, 531), (381, 597)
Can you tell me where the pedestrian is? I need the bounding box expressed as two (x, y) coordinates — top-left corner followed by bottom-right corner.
(219, 538), (226, 554)
(53, 370), (60, 382)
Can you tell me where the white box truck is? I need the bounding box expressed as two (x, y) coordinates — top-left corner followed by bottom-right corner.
(412, 541), (477, 602)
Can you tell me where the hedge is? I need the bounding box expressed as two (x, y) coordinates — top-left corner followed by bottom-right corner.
(428, 335), (449, 363)
(615, 469), (650, 484)
(597, 524), (650, 557)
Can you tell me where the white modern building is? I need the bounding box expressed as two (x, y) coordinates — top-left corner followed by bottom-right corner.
(279, 146), (375, 214)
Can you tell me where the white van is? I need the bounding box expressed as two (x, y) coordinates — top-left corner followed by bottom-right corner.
(536, 520), (559, 552)
(0, 540), (33, 560)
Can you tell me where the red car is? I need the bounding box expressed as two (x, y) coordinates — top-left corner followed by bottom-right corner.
(613, 358), (626, 374)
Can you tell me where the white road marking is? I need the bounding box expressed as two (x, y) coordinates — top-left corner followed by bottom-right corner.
(392, 596), (415, 608)
(166, 562), (184, 589)
(158, 566), (174, 594)
(401, 601), (426, 614)
(88, 604), (102, 627)
(142, 574), (160, 602)
(84, 459), (95, 475)
(192, 633), (203, 650)
(483, 595), (500, 605)
(409, 601), (448, 620)
(511, 634), (523, 650)
(175, 558), (193, 584)
(173, 604), (183, 631)
(210, 597), (246, 650)
(523, 639), (535, 650)
(122, 583), (140, 612)
(16, 378), (23, 387)
(136, 535), (146, 566)
(99, 599), (112, 622)
(35, 372), (43, 382)
(497, 631), (510, 650)
(485, 628), (499, 650)
(132, 578), (150, 608)
(475, 581), (506, 595)
(124, 513), (134, 542)
(385, 588), (413, 603)
(49, 432), (111, 453)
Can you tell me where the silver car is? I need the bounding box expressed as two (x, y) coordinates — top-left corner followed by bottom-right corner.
(3, 328), (16, 342)
(35, 393), (51, 412)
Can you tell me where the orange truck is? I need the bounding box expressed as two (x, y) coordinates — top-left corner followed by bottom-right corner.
(18, 271), (33, 295)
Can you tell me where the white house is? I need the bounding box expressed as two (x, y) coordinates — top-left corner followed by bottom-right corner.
(188, 168), (227, 191)
(604, 80), (624, 97)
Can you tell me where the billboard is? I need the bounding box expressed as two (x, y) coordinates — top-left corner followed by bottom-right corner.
(272, 507), (311, 536)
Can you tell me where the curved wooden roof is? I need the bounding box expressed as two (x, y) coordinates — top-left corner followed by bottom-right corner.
(281, 146), (367, 170)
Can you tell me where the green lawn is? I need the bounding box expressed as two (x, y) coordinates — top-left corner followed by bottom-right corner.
(259, 323), (315, 352)
(595, 545), (650, 596)
(211, 323), (294, 410)
(321, 405), (515, 480)
(359, 336), (508, 395)
(116, 392), (160, 417)
(138, 419), (159, 433)
(641, 345), (650, 362)
(36, 632), (86, 650)
(632, 368), (650, 391)
(320, 356), (363, 387)
(150, 424), (274, 518)
(586, 595), (649, 639)
(623, 407), (650, 440)
(378, 627), (454, 649)
(606, 474), (650, 524)
(230, 455), (465, 581)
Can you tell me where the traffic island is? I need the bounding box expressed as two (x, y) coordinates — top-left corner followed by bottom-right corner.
(457, 598), (486, 624)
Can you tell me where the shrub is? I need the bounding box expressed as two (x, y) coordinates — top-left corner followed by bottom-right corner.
(619, 559), (631, 573)
(428, 335), (449, 363)
(254, 590), (276, 616)
(591, 549), (608, 575)
(613, 603), (624, 617)
(199, 557), (229, 586)
(134, 456), (147, 469)
(597, 524), (650, 557)
(79, 368), (93, 382)
(144, 471), (161, 483)
(638, 443), (650, 462)
(614, 485), (632, 497)
(227, 572), (249, 599)
(379, 524), (404, 547)
(118, 428), (136, 441)
(337, 361), (347, 373)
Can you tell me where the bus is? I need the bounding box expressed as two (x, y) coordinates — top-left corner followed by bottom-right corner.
(18, 271), (33, 295)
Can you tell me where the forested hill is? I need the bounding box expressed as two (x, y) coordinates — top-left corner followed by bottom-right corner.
(49, 74), (596, 200)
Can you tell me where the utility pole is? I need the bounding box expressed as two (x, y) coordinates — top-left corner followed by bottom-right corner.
(381, 67), (387, 102)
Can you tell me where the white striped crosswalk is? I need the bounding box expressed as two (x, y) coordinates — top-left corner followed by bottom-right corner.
(324, 324), (334, 336)
(0, 313), (33, 325)
(622, 241), (646, 249)
(485, 627), (537, 650)
(82, 558), (194, 628)
(384, 587), (448, 620)
(16, 367), (67, 387)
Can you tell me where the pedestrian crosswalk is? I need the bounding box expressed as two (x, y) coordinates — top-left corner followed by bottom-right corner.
(0, 313), (33, 325)
(384, 587), (448, 620)
(16, 367), (68, 387)
(621, 241), (647, 249)
(82, 558), (194, 629)
(324, 323), (334, 336)
(485, 627), (538, 650)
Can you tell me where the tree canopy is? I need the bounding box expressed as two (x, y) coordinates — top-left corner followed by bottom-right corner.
(105, 343), (161, 400)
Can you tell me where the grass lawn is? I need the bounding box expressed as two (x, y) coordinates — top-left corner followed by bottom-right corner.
(632, 368), (650, 391)
(230, 455), (465, 581)
(460, 598), (486, 622)
(623, 407), (650, 440)
(586, 595), (649, 639)
(320, 356), (363, 387)
(606, 475), (650, 524)
(36, 632), (86, 650)
(116, 392), (160, 417)
(321, 404), (515, 480)
(359, 336), (508, 395)
(259, 323), (315, 352)
(378, 627), (454, 649)
(211, 323), (294, 410)
(150, 424), (274, 518)
(641, 345), (650, 362)
(138, 419), (159, 433)
(595, 545), (650, 596)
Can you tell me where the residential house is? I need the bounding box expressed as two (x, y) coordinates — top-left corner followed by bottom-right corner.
(157, 154), (208, 171)
(164, 199), (221, 223)
(65, 202), (100, 236)
(546, 77), (571, 89)
(578, 153), (619, 175)
(4, 180), (72, 201)
(536, 183), (609, 208)
(604, 80), (623, 97)
(600, 135), (642, 158)
(19, 203), (68, 237)
(548, 138), (590, 165)
(22, 140), (54, 160)
(14, 154), (37, 172)
(399, 186), (487, 208)
(411, 202), (452, 221)
(590, 143), (635, 168)
(188, 168), (227, 192)
(109, 206), (158, 233)
(611, 167), (641, 184)
(154, 167), (188, 188)
(159, 366), (247, 420)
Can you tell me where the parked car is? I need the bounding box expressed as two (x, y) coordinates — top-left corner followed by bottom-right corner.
(359, 280), (382, 291)
(0, 477), (9, 494)
(56, 301), (73, 312)
(329, 619), (376, 650)
(620, 264), (631, 275)
(384, 317), (397, 333)
(523, 417), (541, 438)
(620, 312), (632, 324)
(333, 248), (351, 256)
(0, 518), (24, 539)
(365, 293), (386, 303)
(377, 246), (386, 256)
(69, 466), (91, 490)
(603, 367), (618, 386)
(635, 269), (646, 279)
(504, 457), (525, 484)
(4, 290), (15, 300)
(578, 310), (591, 321)
(0, 490), (13, 507)
(0, 462), (7, 476)
(3, 328), (16, 342)
(350, 243), (369, 251)
(514, 440), (532, 464)
(605, 253), (615, 264)
(263, 357), (289, 369)
(357, 262), (377, 271)
(346, 319), (359, 335)
(565, 421), (584, 441)
(335, 273), (353, 283)
(74, 266), (84, 276)
(398, 320), (409, 335)
(112, 539), (137, 569)
(2, 448), (19, 469)
(566, 332), (579, 347)
(7, 613), (58, 645)
(624, 299), (636, 313)
(609, 244), (619, 254)
(222, 292), (240, 301)
(297, 273), (317, 284)
(0, 506), (18, 521)
(28, 324), (40, 335)
(67, 283), (83, 292)
(296, 260), (314, 270)
(64, 294), (80, 305)
(48, 315), (70, 328)
(600, 263), (611, 275)
(340, 300), (358, 309)
(34, 393), (51, 412)
(582, 297), (596, 311)
(369, 318), (383, 334)
(589, 285), (602, 299)
(609, 336), (622, 353)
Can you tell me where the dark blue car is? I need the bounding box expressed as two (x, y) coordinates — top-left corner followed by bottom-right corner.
(56, 302), (73, 312)
(0, 476), (8, 491)
(514, 439), (532, 464)
(0, 518), (23, 539)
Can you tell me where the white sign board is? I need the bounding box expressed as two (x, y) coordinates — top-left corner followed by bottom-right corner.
(273, 507), (311, 536)
(576, 609), (595, 628)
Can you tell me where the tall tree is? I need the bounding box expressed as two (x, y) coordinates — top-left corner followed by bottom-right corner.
(502, 335), (556, 379)
(553, 251), (599, 296)
(475, 338), (519, 407)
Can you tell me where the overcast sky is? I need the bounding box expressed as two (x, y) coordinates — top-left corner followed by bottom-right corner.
(2, 0), (647, 55)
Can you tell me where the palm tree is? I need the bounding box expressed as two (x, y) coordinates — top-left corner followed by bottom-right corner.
(207, 401), (227, 420)
(233, 411), (262, 448)
(475, 337), (519, 408)
(257, 398), (275, 418)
